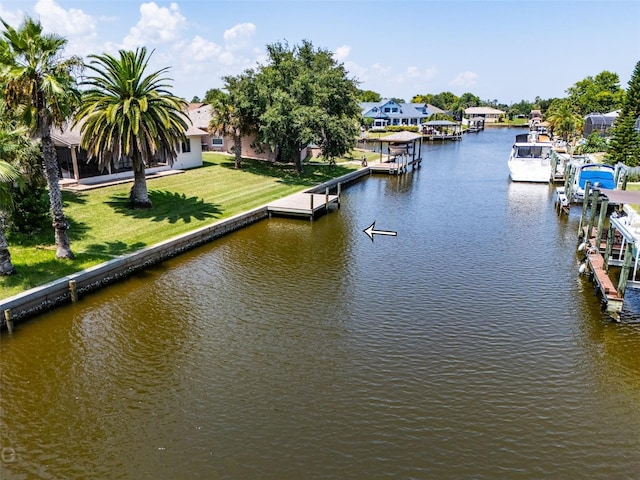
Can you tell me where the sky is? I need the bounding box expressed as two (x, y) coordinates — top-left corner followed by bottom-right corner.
(0, 0), (639, 105)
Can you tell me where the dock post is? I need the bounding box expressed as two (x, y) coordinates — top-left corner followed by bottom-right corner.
(565, 164), (576, 207)
(604, 223), (615, 270)
(325, 187), (329, 209)
(595, 198), (609, 251)
(586, 188), (600, 242)
(337, 183), (341, 208)
(69, 280), (78, 302)
(4, 309), (13, 334)
(578, 181), (591, 238)
(618, 241), (634, 295)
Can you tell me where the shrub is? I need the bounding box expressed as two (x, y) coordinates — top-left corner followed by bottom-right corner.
(574, 132), (609, 154)
(386, 125), (419, 132)
(7, 184), (50, 234)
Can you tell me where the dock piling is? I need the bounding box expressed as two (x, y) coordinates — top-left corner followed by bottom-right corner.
(586, 188), (600, 241)
(4, 309), (13, 334)
(69, 280), (78, 303)
(595, 198), (609, 250)
(578, 181), (591, 238)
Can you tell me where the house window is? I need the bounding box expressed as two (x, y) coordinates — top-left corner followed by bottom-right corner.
(392, 108), (398, 113)
(181, 139), (191, 153)
(384, 107), (390, 113)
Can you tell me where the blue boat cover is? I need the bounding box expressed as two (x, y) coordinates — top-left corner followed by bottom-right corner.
(578, 169), (615, 190)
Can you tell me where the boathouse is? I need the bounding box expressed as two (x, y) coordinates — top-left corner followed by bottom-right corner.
(421, 120), (462, 141)
(368, 131), (424, 174)
(576, 186), (640, 316)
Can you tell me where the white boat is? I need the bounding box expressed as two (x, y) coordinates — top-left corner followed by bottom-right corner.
(507, 131), (554, 182)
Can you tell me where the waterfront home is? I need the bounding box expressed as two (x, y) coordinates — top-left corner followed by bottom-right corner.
(529, 109), (543, 128)
(360, 99), (444, 129)
(186, 103), (277, 162)
(464, 106), (505, 123)
(53, 118), (207, 187)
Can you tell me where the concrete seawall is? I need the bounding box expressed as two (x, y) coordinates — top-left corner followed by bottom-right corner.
(1, 167), (371, 325)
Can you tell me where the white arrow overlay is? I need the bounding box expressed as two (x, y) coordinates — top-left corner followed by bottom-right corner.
(363, 221), (397, 242)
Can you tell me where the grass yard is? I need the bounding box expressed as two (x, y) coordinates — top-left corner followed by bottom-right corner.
(1, 153), (359, 299)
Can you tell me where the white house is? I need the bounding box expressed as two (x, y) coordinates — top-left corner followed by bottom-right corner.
(52, 117), (207, 186)
(360, 99), (445, 129)
(464, 106), (505, 123)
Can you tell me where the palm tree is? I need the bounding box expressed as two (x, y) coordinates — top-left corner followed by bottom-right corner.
(0, 160), (21, 275)
(75, 47), (189, 208)
(546, 100), (583, 145)
(208, 90), (243, 169)
(0, 116), (24, 274)
(0, 17), (81, 259)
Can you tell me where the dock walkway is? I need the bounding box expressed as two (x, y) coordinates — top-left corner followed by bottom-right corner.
(585, 250), (623, 313)
(368, 157), (421, 174)
(267, 192), (339, 219)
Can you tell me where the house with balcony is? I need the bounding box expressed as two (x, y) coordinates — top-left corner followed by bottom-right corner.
(360, 99), (445, 129)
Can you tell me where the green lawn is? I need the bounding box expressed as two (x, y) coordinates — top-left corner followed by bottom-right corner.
(1, 152), (360, 299)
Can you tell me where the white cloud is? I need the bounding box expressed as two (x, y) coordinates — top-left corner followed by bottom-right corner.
(333, 45), (351, 62)
(35, 0), (96, 37)
(223, 22), (255, 50)
(0, 3), (23, 26)
(370, 63), (392, 78)
(24, 0), (98, 57)
(185, 35), (222, 62)
(450, 71), (478, 88)
(398, 66), (437, 82)
(122, 2), (186, 49)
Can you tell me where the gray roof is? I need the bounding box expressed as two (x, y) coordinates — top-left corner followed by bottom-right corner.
(360, 99), (438, 120)
(51, 121), (82, 146)
(51, 112), (205, 147)
(187, 104), (213, 129)
(375, 131), (423, 143)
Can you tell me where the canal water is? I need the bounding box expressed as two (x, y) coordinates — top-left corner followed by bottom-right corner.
(1, 128), (639, 479)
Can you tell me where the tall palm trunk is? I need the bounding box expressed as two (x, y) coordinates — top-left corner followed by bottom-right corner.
(233, 128), (242, 169)
(41, 131), (74, 259)
(130, 151), (152, 208)
(0, 215), (15, 275)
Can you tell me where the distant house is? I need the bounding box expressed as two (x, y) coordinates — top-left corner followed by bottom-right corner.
(529, 109), (543, 128)
(360, 99), (445, 129)
(464, 106), (505, 123)
(186, 103), (277, 162)
(583, 111), (619, 137)
(52, 117), (207, 186)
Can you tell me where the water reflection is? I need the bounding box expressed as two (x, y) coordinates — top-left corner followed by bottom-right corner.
(1, 128), (639, 478)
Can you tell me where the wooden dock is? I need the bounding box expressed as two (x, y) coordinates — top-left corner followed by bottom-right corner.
(368, 157), (421, 175)
(584, 249), (624, 314)
(267, 191), (339, 219)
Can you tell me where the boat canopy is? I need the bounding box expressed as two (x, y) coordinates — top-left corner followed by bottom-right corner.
(513, 144), (552, 158)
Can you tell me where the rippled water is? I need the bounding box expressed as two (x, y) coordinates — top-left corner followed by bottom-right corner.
(1, 128), (639, 479)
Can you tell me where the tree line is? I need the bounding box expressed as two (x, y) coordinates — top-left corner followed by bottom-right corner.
(356, 64), (640, 165)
